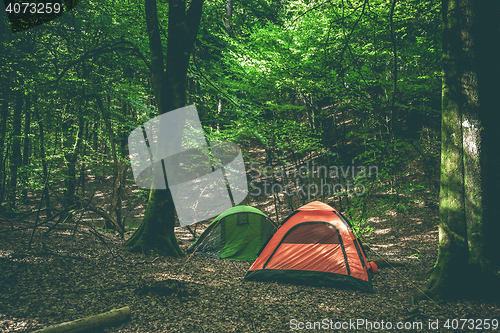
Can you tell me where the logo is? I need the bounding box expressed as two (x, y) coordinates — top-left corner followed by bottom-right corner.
(128, 105), (248, 226)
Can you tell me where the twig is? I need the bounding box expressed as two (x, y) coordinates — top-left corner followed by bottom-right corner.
(43, 206), (78, 236)
(185, 225), (196, 238)
(72, 188), (98, 239)
(84, 200), (123, 234)
(0, 215), (15, 230)
(47, 182), (64, 206)
(85, 214), (126, 263)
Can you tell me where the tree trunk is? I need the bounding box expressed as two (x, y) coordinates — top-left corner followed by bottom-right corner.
(34, 103), (51, 218)
(0, 11), (11, 209)
(21, 94), (31, 203)
(423, 0), (500, 301)
(0, 98), (8, 205)
(95, 93), (122, 231)
(389, 0), (398, 138)
(126, 0), (204, 256)
(7, 90), (23, 211)
(78, 120), (88, 196)
(463, 0), (500, 287)
(62, 107), (84, 210)
(224, 0), (233, 35)
(112, 102), (132, 236)
(109, 162), (127, 236)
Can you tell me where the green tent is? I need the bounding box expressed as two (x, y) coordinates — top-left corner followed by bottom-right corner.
(187, 206), (277, 260)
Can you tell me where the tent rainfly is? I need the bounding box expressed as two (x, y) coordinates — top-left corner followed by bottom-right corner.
(244, 201), (377, 292)
(187, 206), (277, 260)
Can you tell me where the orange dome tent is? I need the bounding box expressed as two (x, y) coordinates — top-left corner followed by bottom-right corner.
(244, 201), (376, 292)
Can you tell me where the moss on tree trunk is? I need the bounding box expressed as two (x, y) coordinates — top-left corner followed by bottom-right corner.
(126, 189), (182, 256)
(422, 0), (500, 301)
(422, 0), (468, 301)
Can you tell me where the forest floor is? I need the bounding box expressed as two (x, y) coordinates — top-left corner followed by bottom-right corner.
(1, 188), (500, 333)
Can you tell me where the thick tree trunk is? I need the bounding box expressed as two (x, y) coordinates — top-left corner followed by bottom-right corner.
(126, 189), (180, 255)
(425, 0), (469, 300)
(126, 0), (204, 256)
(463, 0), (500, 285)
(423, 0), (500, 300)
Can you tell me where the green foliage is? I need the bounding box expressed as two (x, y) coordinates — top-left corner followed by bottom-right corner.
(1, 0), (442, 242)
(344, 197), (375, 239)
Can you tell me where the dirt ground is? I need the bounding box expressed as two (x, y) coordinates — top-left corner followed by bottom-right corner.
(1, 192), (499, 333)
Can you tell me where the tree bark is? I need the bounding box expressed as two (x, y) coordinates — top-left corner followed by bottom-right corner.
(463, 0), (500, 285)
(224, 0), (233, 35)
(126, 0), (204, 256)
(78, 120), (88, 196)
(426, 0), (469, 300)
(62, 106), (84, 210)
(0, 6), (12, 209)
(423, 0), (500, 301)
(33, 306), (130, 333)
(111, 102), (131, 237)
(34, 102), (51, 218)
(95, 93), (123, 233)
(7, 90), (23, 211)
(21, 94), (31, 202)
(0, 97), (8, 205)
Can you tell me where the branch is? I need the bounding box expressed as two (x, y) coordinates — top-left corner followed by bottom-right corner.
(85, 202), (123, 235)
(291, 0), (362, 25)
(46, 41), (150, 86)
(33, 307), (130, 333)
(186, 0), (204, 44)
(83, 217), (126, 263)
(189, 62), (241, 108)
(28, 166), (51, 250)
(145, 0), (167, 111)
(338, 0), (368, 71)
